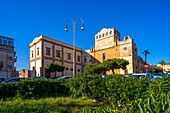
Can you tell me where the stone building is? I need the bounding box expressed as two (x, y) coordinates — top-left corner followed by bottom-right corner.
(29, 28), (149, 77)
(87, 28), (146, 74)
(29, 35), (82, 78)
(0, 36), (17, 79)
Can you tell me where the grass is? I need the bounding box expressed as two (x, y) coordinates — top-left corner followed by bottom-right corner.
(0, 97), (102, 113)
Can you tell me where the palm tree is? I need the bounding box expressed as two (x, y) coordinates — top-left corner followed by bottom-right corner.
(142, 50), (150, 64)
(159, 60), (166, 73)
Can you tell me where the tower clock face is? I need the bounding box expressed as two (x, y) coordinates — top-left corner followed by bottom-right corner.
(124, 47), (127, 51)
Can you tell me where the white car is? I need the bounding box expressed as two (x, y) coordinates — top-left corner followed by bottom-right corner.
(152, 73), (163, 79)
(57, 75), (73, 80)
(130, 73), (153, 79)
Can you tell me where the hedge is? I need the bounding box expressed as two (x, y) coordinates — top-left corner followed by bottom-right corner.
(0, 79), (69, 99)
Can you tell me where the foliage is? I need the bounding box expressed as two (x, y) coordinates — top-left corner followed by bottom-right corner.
(82, 77), (170, 113)
(166, 69), (170, 74)
(101, 58), (129, 74)
(142, 50), (150, 63)
(152, 66), (162, 73)
(68, 75), (150, 104)
(0, 97), (99, 113)
(67, 74), (107, 100)
(84, 64), (103, 75)
(159, 60), (166, 66)
(0, 83), (18, 99)
(159, 60), (166, 73)
(45, 63), (65, 74)
(0, 74), (170, 112)
(84, 58), (129, 75)
(0, 79), (69, 99)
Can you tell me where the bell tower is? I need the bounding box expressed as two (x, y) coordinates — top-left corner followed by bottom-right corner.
(94, 28), (120, 50)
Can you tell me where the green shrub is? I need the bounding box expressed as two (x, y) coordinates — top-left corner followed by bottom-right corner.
(68, 74), (150, 105)
(0, 83), (18, 99)
(0, 79), (69, 99)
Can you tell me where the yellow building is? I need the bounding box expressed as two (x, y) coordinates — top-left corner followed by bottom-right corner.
(157, 62), (170, 73)
(29, 28), (149, 77)
(0, 36), (17, 79)
(87, 28), (147, 74)
(29, 35), (82, 78)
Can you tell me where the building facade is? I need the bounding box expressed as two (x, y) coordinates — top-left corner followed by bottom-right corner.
(0, 36), (17, 79)
(29, 35), (83, 78)
(29, 28), (149, 76)
(157, 62), (170, 73)
(87, 28), (147, 74)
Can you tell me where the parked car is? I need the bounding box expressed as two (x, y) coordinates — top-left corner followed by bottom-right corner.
(3, 77), (26, 83)
(98, 74), (108, 78)
(50, 76), (62, 80)
(57, 75), (73, 80)
(0, 78), (5, 82)
(32, 76), (47, 79)
(130, 73), (153, 79)
(152, 73), (163, 79)
(166, 74), (170, 77)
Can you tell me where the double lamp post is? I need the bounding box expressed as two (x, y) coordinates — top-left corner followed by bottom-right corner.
(65, 18), (84, 76)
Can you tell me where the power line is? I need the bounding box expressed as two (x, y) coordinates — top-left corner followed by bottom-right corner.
(15, 64), (28, 68)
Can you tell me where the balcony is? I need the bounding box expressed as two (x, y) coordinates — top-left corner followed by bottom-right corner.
(8, 56), (17, 62)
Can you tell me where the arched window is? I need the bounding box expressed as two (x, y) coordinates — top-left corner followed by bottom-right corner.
(99, 35), (101, 38)
(102, 34), (104, 37)
(110, 31), (112, 35)
(96, 36), (98, 39)
(106, 32), (108, 36)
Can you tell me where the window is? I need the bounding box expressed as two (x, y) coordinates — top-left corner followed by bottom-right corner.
(56, 50), (61, 58)
(114, 30), (116, 35)
(0, 61), (3, 67)
(84, 57), (87, 63)
(46, 47), (51, 55)
(77, 55), (80, 62)
(67, 53), (71, 60)
(3, 39), (7, 45)
(66, 67), (69, 70)
(96, 36), (98, 39)
(31, 51), (33, 58)
(70, 68), (73, 71)
(102, 34), (104, 37)
(0, 39), (2, 44)
(77, 69), (80, 72)
(106, 32), (108, 36)
(102, 53), (106, 61)
(8, 40), (14, 46)
(110, 31), (112, 35)
(99, 35), (101, 38)
(37, 47), (39, 56)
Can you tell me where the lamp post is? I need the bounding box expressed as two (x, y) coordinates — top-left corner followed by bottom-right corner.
(65, 18), (84, 76)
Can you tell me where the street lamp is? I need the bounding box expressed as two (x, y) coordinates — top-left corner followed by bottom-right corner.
(65, 18), (84, 76)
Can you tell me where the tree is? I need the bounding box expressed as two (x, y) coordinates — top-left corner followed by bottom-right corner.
(152, 66), (162, 73)
(166, 69), (170, 74)
(159, 60), (166, 73)
(101, 58), (129, 74)
(142, 50), (150, 64)
(45, 63), (65, 77)
(84, 64), (103, 75)
(118, 59), (130, 70)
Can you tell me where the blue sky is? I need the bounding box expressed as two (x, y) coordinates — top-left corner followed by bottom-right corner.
(0, 0), (170, 70)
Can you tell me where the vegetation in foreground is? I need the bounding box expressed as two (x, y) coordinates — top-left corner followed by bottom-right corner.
(0, 97), (102, 113)
(0, 75), (170, 112)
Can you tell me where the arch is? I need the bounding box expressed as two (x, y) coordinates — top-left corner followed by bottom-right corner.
(110, 31), (112, 35)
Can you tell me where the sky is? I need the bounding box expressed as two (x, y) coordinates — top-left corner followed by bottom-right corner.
(0, 0), (170, 70)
